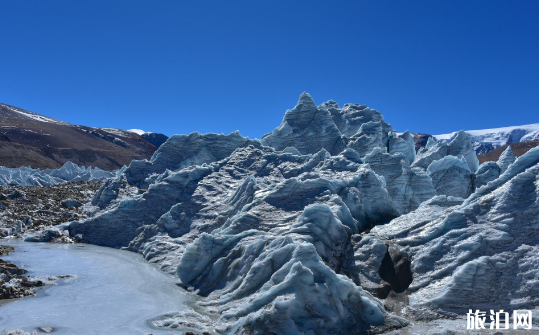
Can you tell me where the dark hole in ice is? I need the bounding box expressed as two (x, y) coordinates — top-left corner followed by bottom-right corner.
(377, 243), (413, 298)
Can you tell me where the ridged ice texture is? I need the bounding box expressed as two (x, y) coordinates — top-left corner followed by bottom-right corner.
(497, 145), (516, 173)
(446, 130), (480, 172)
(320, 101), (391, 140)
(69, 145), (409, 333)
(64, 93), (493, 333)
(366, 147), (539, 313)
(412, 130), (479, 173)
(474, 161), (500, 189)
(388, 130), (416, 164)
(427, 156), (473, 198)
(364, 147), (436, 214)
(124, 131), (260, 187)
(347, 121), (386, 158)
(261, 93), (347, 156)
(0, 161), (115, 187)
(412, 140), (448, 170)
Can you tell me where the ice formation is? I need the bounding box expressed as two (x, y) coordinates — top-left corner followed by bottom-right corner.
(125, 131), (260, 187)
(497, 145), (516, 173)
(0, 162), (116, 187)
(412, 130), (479, 173)
(261, 92), (347, 155)
(426, 156), (473, 198)
(60, 93), (538, 333)
(368, 146), (539, 312)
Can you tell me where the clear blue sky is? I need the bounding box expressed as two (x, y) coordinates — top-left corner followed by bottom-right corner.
(1, 1), (538, 138)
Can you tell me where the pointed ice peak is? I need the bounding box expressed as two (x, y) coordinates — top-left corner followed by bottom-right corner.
(451, 130), (470, 143)
(447, 130), (479, 173)
(426, 136), (438, 148)
(400, 130), (413, 140)
(62, 161), (82, 172)
(318, 99), (340, 109)
(500, 145), (515, 159)
(497, 145), (516, 173)
(297, 92), (316, 107)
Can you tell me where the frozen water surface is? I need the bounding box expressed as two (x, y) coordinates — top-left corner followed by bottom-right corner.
(0, 241), (194, 334)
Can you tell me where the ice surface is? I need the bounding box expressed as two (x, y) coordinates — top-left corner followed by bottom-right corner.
(497, 145), (516, 173)
(0, 241), (195, 335)
(69, 144), (410, 333)
(388, 130), (416, 164)
(474, 161), (500, 189)
(0, 162), (115, 187)
(427, 156), (473, 198)
(412, 130), (478, 173)
(362, 147), (539, 313)
(261, 93), (348, 155)
(364, 148), (436, 214)
(124, 130), (260, 187)
(347, 121), (386, 157)
(61, 93), (536, 333)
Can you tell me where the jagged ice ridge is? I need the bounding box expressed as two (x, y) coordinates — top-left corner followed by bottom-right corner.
(47, 93), (539, 334)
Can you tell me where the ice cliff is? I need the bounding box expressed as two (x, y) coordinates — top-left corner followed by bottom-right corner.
(359, 146), (539, 313)
(63, 93), (538, 334)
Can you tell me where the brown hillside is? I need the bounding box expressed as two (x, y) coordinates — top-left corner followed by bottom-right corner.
(0, 102), (159, 170)
(477, 140), (539, 164)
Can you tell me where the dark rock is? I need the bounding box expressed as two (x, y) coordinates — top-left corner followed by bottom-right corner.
(141, 132), (169, 148)
(378, 243), (413, 298)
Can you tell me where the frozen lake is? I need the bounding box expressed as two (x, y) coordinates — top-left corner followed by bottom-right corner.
(0, 241), (193, 334)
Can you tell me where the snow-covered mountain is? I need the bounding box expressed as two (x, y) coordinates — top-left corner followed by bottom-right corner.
(0, 102), (167, 170)
(434, 123), (539, 154)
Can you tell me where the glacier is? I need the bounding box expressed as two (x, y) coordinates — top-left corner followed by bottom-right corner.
(0, 162), (117, 187)
(30, 93), (539, 334)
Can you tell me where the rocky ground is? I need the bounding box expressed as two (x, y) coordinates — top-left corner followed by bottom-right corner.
(0, 181), (101, 240)
(0, 245), (46, 300)
(0, 181), (99, 304)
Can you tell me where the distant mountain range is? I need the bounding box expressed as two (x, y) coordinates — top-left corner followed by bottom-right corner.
(0, 102), (168, 171)
(433, 123), (539, 154)
(408, 124), (539, 163)
(2, 101), (537, 171)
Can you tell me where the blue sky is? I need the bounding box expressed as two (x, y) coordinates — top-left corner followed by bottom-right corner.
(1, 1), (538, 138)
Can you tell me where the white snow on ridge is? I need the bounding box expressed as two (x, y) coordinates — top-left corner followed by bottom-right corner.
(0, 103), (70, 125)
(434, 123), (539, 153)
(99, 127), (134, 137)
(127, 129), (148, 135)
(435, 123), (539, 140)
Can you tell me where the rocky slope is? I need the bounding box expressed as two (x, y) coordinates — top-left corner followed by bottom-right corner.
(0, 181), (101, 241)
(0, 102), (167, 170)
(477, 139), (539, 164)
